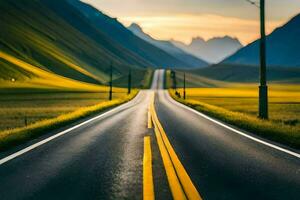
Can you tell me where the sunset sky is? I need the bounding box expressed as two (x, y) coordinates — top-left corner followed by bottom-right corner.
(82, 0), (300, 45)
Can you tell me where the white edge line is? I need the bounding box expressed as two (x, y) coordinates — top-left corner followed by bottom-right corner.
(164, 91), (300, 159)
(0, 92), (141, 165)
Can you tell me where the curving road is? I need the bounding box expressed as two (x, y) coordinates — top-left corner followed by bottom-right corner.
(0, 70), (299, 200)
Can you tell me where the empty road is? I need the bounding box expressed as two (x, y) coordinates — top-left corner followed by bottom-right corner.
(0, 70), (299, 200)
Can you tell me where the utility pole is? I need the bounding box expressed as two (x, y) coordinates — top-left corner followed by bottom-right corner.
(109, 63), (113, 101)
(173, 71), (177, 91)
(258, 0), (268, 119)
(183, 72), (186, 100)
(128, 68), (132, 94)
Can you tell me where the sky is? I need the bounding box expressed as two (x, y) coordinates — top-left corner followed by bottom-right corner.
(82, 0), (300, 45)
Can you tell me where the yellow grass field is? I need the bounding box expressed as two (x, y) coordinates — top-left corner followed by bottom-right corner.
(0, 89), (138, 150)
(0, 51), (136, 132)
(0, 51), (107, 91)
(170, 83), (300, 148)
(0, 51), (147, 150)
(0, 91), (130, 132)
(176, 84), (300, 125)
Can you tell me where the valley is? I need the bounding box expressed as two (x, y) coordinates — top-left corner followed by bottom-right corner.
(0, 1), (300, 199)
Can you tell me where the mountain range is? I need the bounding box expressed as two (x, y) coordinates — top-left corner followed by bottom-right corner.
(68, 0), (199, 69)
(189, 64), (300, 83)
(0, 0), (148, 87)
(172, 37), (243, 64)
(128, 23), (208, 68)
(223, 13), (300, 67)
(0, 0), (205, 91)
(1, 0), (299, 89)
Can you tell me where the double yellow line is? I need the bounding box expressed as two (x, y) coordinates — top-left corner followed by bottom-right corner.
(144, 92), (202, 200)
(144, 136), (155, 200)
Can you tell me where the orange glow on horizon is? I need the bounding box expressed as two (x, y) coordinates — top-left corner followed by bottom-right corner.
(119, 14), (284, 45)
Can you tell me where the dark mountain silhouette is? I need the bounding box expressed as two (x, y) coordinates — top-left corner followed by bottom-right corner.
(172, 36), (242, 63)
(67, 0), (194, 68)
(0, 0), (198, 90)
(0, 0), (153, 85)
(223, 14), (300, 67)
(128, 23), (208, 68)
(191, 64), (300, 83)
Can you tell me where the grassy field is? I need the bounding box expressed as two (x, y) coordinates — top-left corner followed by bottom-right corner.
(167, 71), (300, 149)
(0, 90), (130, 132)
(0, 88), (138, 150)
(0, 46), (152, 151)
(0, 0), (152, 87)
(176, 85), (300, 126)
(0, 48), (153, 133)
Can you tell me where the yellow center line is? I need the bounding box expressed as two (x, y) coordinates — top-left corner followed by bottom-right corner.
(150, 92), (203, 200)
(143, 136), (155, 200)
(148, 110), (153, 129)
(154, 125), (187, 200)
(148, 95), (153, 129)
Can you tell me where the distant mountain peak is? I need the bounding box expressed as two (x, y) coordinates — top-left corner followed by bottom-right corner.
(191, 37), (205, 42)
(191, 36), (241, 45)
(127, 22), (208, 68)
(172, 36), (243, 63)
(190, 37), (206, 45)
(128, 23), (143, 32)
(209, 36), (241, 43)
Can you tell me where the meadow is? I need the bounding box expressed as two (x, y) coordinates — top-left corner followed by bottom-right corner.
(0, 49), (152, 150)
(0, 51), (153, 133)
(0, 88), (138, 150)
(0, 90), (129, 132)
(176, 85), (300, 126)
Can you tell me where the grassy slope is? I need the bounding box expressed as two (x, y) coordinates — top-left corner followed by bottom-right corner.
(0, 50), (153, 91)
(114, 69), (154, 89)
(68, 0), (195, 68)
(166, 71), (300, 149)
(0, 0), (155, 151)
(0, 51), (108, 91)
(0, 0), (151, 86)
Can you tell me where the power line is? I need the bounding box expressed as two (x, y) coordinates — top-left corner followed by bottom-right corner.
(245, 0), (260, 8)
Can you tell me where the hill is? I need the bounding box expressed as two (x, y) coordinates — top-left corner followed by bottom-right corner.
(172, 36), (242, 63)
(188, 64), (300, 83)
(0, 0), (153, 89)
(127, 23), (208, 68)
(223, 14), (300, 67)
(68, 0), (193, 68)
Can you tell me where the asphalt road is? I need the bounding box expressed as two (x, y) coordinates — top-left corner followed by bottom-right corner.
(0, 70), (299, 200)
(154, 70), (300, 200)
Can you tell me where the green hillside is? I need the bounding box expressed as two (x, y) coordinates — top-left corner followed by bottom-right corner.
(0, 0), (151, 90)
(181, 64), (300, 86)
(68, 0), (196, 68)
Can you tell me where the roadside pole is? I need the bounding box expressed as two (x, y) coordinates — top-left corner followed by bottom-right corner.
(109, 63), (113, 101)
(258, 0), (268, 119)
(173, 71), (177, 91)
(128, 68), (132, 94)
(183, 72), (186, 100)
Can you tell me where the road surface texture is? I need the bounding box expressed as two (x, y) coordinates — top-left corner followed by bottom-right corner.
(0, 70), (299, 200)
